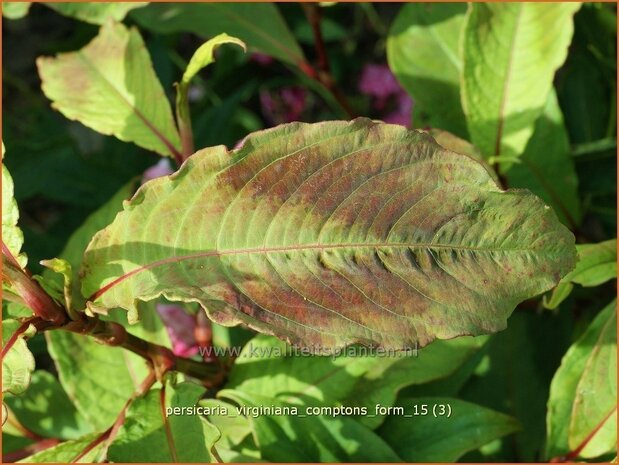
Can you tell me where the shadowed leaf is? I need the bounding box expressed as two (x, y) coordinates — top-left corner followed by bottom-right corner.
(131, 3), (305, 66)
(546, 299), (617, 459)
(387, 3), (468, 137)
(226, 334), (486, 429)
(81, 119), (576, 349)
(108, 382), (219, 462)
(4, 370), (92, 440)
(378, 397), (520, 462)
(219, 389), (402, 462)
(507, 90), (581, 228)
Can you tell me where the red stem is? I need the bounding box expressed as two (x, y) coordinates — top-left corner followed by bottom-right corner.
(300, 4), (356, 119)
(3, 438), (62, 462)
(160, 383), (179, 462)
(71, 371), (157, 463)
(550, 405), (618, 462)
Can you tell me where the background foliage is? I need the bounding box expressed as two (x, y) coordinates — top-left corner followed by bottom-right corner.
(2, 2), (617, 463)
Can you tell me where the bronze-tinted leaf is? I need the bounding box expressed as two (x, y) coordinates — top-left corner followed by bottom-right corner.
(81, 119), (576, 349)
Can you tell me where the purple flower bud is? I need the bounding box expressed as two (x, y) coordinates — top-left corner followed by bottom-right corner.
(260, 86), (307, 124)
(156, 303), (199, 357)
(358, 64), (403, 100)
(142, 158), (174, 184)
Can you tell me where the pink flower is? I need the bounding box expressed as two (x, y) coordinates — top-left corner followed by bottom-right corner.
(142, 158), (174, 184)
(383, 90), (414, 128)
(358, 64), (403, 101)
(251, 52), (274, 67)
(260, 86), (307, 125)
(358, 63), (414, 128)
(156, 304), (199, 357)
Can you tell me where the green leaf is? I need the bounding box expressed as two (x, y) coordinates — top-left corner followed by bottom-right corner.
(2, 320), (35, 396)
(82, 119), (576, 349)
(200, 398), (262, 462)
(131, 3), (305, 66)
(226, 334), (486, 429)
(2, 2), (31, 19)
(182, 34), (246, 85)
(5, 371), (92, 440)
(544, 239), (617, 310)
(3, 302), (33, 320)
(45, 2), (148, 25)
(2, 144), (27, 267)
(108, 382), (220, 462)
(46, 329), (150, 431)
(37, 21), (181, 158)
(44, 183), (155, 431)
(19, 432), (107, 463)
(461, 3), (581, 163)
(219, 389), (402, 462)
(507, 90), (581, 228)
(459, 310), (577, 461)
(387, 3), (468, 137)
(378, 397), (520, 461)
(546, 299), (617, 460)
(42, 181), (137, 311)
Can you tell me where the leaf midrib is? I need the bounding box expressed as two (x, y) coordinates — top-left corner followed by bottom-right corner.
(90, 241), (554, 302)
(568, 306), (617, 442)
(493, 4), (523, 156)
(75, 41), (180, 158)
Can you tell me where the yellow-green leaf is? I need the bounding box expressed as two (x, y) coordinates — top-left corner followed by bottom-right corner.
(37, 21), (181, 158)
(461, 3), (581, 164)
(546, 300), (617, 459)
(182, 33), (246, 85)
(387, 3), (467, 137)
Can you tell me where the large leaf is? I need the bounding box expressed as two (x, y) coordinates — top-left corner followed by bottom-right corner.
(378, 397), (520, 461)
(45, 2), (148, 25)
(507, 90), (581, 228)
(37, 21), (181, 158)
(108, 382), (220, 462)
(387, 3), (468, 137)
(81, 119), (575, 349)
(546, 299), (617, 460)
(2, 320), (35, 396)
(226, 334), (486, 429)
(47, 330), (150, 431)
(5, 370), (92, 440)
(131, 3), (305, 66)
(458, 310), (575, 461)
(219, 389), (402, 462)
(544, 239), (617, 310)
(461, 3), (580, 163)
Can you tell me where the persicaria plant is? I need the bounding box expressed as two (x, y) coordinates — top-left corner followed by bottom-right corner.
(2, 2), (616, 463)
